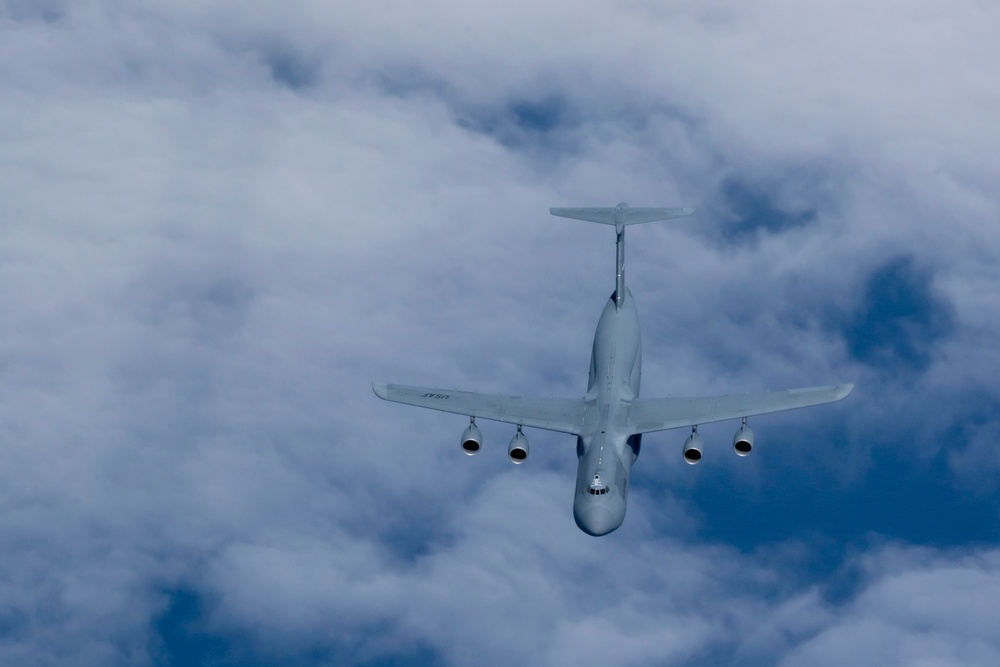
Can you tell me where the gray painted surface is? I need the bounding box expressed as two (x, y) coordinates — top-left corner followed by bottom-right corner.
(375, 206), (853, 535)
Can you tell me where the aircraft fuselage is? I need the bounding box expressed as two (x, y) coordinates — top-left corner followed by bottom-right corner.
(573, 288), (643, 536)
(373, 204), (853, 537)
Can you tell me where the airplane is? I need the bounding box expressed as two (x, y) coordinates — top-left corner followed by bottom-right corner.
(373, 204), (853, 536)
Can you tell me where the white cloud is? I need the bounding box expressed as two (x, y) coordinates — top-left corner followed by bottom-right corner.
(780, 548), (1000, 667)
(0, 0), (998, 664)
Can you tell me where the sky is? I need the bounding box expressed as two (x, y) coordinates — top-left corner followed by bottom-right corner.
(1, 0), (999, 665)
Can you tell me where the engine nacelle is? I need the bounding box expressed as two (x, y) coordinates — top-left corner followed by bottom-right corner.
(508, 428), (529, 464)
(683, 430), (703, 465)
(461, 421), (482, 455)
(733, 421), (754, 457)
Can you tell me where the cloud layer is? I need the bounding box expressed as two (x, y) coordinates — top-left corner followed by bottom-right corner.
(1, 1), (999, 664)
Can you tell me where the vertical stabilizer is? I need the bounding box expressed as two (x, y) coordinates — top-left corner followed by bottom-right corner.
(550, 203), (695, 311)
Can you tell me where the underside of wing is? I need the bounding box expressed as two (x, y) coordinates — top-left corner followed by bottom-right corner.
(373, 383), (587, 436)
(628, 384), (853, 434)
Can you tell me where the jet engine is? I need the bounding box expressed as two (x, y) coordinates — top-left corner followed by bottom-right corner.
(461, 420), (482, 455)
(733, 419), (753, 457)
(683, 428), (703, 465)
(508, 427), (529, 464)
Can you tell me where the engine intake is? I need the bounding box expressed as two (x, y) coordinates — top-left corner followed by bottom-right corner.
(733, 420), (753, 457)
(461, 420), (482, 455)
(508, 427), (529, 464)
(683, 428), (703, 465)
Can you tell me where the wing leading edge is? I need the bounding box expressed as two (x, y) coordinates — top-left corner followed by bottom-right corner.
(374, 383), (852, 437)
(628, 384), (854, 434)
(372, 383), (587, 436)
(549, 206), (695, 226)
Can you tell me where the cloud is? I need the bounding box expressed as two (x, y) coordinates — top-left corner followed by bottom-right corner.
(0, 0), (998, 665)
(778, 547), (1000, 667)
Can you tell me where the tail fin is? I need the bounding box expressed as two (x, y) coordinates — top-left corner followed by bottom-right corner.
(550, 203), (695, 311)
(550, 203), (694, 228)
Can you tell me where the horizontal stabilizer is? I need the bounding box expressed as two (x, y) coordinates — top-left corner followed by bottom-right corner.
(550, 203), (694, 227)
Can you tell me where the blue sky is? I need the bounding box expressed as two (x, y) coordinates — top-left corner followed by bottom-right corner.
(1, 1), (999, 665)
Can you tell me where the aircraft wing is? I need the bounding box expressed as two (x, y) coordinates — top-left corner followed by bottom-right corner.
(628, 384), (853, 434)
(372, 383), (588, 436)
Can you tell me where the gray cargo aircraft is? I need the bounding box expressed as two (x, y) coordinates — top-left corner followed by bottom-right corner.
(374, 204), (852, 536)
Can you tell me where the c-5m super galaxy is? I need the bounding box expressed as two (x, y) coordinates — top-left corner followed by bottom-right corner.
(374, 204), (852, 536)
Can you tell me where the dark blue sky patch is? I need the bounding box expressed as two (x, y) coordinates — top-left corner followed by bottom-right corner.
(718, 178), (817, 243)
(656, 418), (1000, 557)
(366, 69), (581, 157)
(508, 97), (565, 133)
(262, 47), (320, 91)
(939, 391), (1000, 494)
(456, 95), (578, 153)
(0, 606), (28, 639)
(370, 76), (703, 168)
(354, 645), (443, 667)
(840, 256), (955, 373)
(150, 588), (231, 667)
(150, 588), (440, 667)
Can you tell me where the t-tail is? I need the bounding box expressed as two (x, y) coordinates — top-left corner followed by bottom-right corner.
(550, 203), (695, 310)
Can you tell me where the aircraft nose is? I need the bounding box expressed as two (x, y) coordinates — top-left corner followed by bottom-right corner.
(576, 505), (618, 536)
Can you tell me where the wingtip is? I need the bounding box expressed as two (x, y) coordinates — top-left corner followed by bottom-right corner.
(835, 383), (855, 400)
(372, 382), (389, 399)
